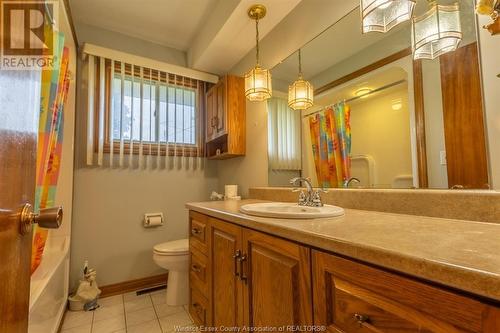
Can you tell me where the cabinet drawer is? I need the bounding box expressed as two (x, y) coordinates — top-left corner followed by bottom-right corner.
(313, 251), (488, 333)
(189, 211), (209, 253)
(331, 277), (435, 333)
(189, 288), (210, 327)
(190, 249), (209, 295)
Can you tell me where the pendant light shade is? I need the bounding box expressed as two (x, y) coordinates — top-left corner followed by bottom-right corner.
(288, 78), (314, 110)
(288, 50), (313, 110)
(245, 66), (272, 102)
(245, 4), (272, 102)
(411, 2), (462, 60)
(361, 0), (416, 33)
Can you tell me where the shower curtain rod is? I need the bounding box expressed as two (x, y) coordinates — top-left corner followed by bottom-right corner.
(303, 79), (407, 118)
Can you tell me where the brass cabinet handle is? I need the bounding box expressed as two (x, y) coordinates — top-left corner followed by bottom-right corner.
(233, 250), (241, 277)
(191, 228), (201, 235)
(192, 302), (203, 314)
(354, 313), (370, 327)
(238, 254), (248, 283)
(191, 264), (201, 273)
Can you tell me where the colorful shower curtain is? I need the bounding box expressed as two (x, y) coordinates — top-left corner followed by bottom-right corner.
(31, 32), (71, 274)
(309, 103), (351, 188)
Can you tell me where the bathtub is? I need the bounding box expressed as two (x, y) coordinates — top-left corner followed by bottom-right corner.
(28, 235), (70, 333)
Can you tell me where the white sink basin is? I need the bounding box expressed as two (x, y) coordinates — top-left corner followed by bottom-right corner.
(240, 202), (344, 219)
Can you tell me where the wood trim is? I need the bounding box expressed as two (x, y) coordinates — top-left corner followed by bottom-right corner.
(62, 0), (79, 46)
(315, 47), (412, 95)
(99, 273), (168, 298)
(413, 60), (429, 188)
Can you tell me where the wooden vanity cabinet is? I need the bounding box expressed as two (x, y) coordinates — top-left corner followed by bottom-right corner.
(205, 75), (246, 160)
(188, 211), (212, 326)
(189, 211), (500, 332)
(189, 214), (313, 328)
(313, 250), (500, 333)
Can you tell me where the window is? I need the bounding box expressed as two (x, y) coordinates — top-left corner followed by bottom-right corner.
(84, 55), (206, 167)
(267, 97), (302, 170)
(92, 60), (205, 159)
(110, 75), (197, 145)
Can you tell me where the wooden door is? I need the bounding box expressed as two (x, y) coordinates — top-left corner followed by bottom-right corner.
(440, 42), (489, 189)
(206, 87), (215, 141)
(210, 218), (244, 327)
(242, 229), (313, 329)
(216, 78), (226, 134)
(0, 72), (39, 332)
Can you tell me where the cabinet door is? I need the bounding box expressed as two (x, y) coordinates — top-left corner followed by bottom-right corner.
(312, 250), (489, 333)
(206, 87), (215, 141)
(216, 79), (226, 134)
(210, 218), (245, 327)
(242, 229), (313, 329)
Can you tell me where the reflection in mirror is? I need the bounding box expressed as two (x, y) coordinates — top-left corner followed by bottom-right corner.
(268, 0), (489, 190)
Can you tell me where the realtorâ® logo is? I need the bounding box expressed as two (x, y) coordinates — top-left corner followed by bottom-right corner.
(1, 0), (58, 70)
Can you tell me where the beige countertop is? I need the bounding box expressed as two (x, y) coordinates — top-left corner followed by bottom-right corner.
(186, 199), (500, 303)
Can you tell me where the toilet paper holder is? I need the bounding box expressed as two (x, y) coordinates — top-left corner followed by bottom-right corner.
(144, 213), (164, 228)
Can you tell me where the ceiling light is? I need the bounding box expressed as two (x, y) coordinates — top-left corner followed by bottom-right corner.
(245, 4), (272, 102)
(392, 99), (403, 110)
(355, 88), (373, 98)
(288, 49), (314, 110)
(361, 0), (416, 33)
(411, 1), (462, 60)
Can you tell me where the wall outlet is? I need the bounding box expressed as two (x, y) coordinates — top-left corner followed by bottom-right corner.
(440, 151), (447, 166)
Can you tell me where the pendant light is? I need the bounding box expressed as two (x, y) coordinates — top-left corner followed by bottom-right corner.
(288, 49), (314, 110)
(411, 1), (462, 60)
(361, 0), (416, 33)
(244, 4), (272, 102)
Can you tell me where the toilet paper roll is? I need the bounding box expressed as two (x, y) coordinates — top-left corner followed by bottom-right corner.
(225, 185), (238, 198)
(145, 215), (163, 227)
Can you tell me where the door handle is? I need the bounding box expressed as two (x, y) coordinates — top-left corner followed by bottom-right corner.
(238, 254), (248, 283)
(20, 203), (62, 235)
(233, 250), (241, 277)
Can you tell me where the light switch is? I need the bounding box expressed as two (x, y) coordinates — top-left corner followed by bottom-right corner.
(440, 151), (447, 165)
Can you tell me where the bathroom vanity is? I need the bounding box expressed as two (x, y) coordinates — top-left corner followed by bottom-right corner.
(186, 200), (500, 333)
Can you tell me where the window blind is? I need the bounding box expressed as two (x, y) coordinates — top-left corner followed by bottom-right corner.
(267, 97), (302, 170)
(84, 53), (209, 169)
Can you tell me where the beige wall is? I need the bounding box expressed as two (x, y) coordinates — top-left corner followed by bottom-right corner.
(350, 89), (412, 187)
(216, 101), (269, 198)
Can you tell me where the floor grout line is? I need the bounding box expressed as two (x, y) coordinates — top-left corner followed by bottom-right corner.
(122, 294), (128, 332)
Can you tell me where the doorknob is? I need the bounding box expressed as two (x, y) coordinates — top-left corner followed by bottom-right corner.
(20, 203), (63, 235)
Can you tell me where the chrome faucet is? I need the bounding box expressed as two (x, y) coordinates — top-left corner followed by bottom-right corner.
(290, 177), (325, 207)
(345, 177), (361, 188)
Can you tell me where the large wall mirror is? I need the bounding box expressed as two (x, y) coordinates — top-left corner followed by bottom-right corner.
(268, 0), (490, 190)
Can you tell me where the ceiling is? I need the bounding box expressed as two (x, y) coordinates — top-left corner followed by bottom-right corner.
(314, 67), (408, 107)
(272, 0), (476, 90)
(69, 0), (217, 51)
(68, 0), (302, 74)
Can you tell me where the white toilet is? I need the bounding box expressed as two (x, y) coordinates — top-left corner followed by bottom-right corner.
(152, 238), (189, 306)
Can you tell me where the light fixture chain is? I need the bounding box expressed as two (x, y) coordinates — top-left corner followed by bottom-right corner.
(256, 18), (260, 66)
(298, 49), (302, 77)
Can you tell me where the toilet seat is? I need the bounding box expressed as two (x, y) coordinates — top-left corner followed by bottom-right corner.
(153, 238), (189, 255)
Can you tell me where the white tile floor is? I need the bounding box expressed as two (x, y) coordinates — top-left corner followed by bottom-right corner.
(61, 289), (194, 333)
